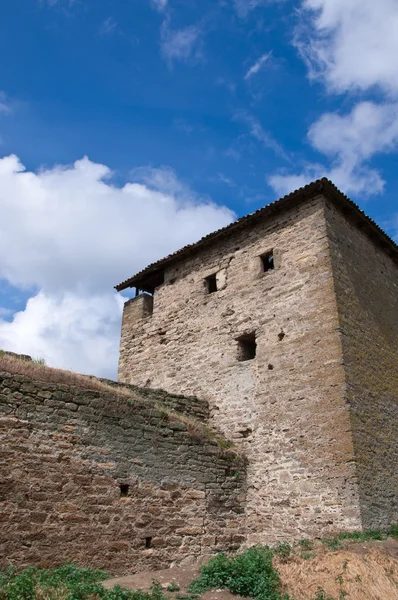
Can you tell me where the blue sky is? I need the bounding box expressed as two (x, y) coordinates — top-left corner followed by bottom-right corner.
(0, 0), (397, 377)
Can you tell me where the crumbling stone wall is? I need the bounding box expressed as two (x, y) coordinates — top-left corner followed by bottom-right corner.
(326, 201), (398, 530)
(119, 196), (362, 543)
(0, 372), (246, 575)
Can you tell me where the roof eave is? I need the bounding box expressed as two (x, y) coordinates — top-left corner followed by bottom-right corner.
(115, 178), (398, 292)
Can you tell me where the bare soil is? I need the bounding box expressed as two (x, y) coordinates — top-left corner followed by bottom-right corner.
(103, 562), (237, 600)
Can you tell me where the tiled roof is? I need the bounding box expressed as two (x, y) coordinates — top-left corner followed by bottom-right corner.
(115, 177), (398, 291)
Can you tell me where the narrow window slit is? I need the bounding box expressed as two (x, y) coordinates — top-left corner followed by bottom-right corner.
(236, 332), (257, 362)
(205, 274), (218, 294)
(120, 484), (129, 497)
(261, 250), (274, 272)
(145, 536), (152, 549)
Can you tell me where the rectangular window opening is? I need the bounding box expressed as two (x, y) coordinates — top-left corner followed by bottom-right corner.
(236, 332), (257, 362)
(145, 536), (152, 549)
(205, 273), (218, 294)
(120, 484), (129, 497)
(261, 250), (274, 272)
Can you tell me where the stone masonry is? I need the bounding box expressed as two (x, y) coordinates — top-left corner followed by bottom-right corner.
(0, 372), (246, 574)
(117, 179), (398, 544)
(326, 202), (398, 529)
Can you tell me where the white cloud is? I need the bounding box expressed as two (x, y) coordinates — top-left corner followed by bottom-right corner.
(0, 155), (234, 376)
(99, 17), (118, 36)
(151, 0), (168, 12)
(233, 0), (268, 18)
(270, 1), (398, 198)
(309, 102), (398, 161)
(269, 102), (398, 197)
(0, 92), (12, 115)
(0, 292), (124, 378)
(244, 52), (272, 80)
(217, 173), (235, 187)
(269, 162), (384, 198)
(298, 0), (398, 97)
(41, 0), (78, 7)
(160, 21), (202, 66)
(173, 118), (195, 134)
(234, 111), (288, 159)
(269, 168), (322, 197)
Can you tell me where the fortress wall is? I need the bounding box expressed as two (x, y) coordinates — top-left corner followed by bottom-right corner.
(0, 372), (246, 575)
(326, 201), (398, 529)
(119, 195), (362, 543)
(96, 375), (210, 422)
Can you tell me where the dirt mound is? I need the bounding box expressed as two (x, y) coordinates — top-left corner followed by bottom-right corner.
(277, 543), (398, 599)
(104, 540), (398, 600)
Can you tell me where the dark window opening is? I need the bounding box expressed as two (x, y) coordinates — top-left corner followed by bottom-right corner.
(145, 536), (152, 549)
(120, 484), (129, 497)
(205, 274), (218, 294)
(261, 251), (274, 272)
(236, 332), (257, 361)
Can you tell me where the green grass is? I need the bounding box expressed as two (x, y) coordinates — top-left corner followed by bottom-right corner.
(321, 529), (386, 550)
(32, 357), (46, 366)
(188, 546), (290, 600)
(0, 564), (166, 600)
(313, 587), (335, 600)
(298, 539), (314, 552)
(389, 524), (398, 540)
(272, 543), (291, 563)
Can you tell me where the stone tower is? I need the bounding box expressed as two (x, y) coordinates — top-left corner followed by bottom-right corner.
(116, 178), (398, 543)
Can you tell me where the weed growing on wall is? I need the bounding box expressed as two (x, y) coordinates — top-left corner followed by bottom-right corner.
(32, 357), (46, 365)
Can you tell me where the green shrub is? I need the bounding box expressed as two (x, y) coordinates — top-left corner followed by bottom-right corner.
(188, 546), (289, 600)
(298, 539), (314, 552)
(389, 524), (398, 540)
(216, 439), (234, 450)
(313, 588), (335, 600)
(301, 552), (315, 560)
(321, 537), (342, 551)
(272, 543), (291, 563)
